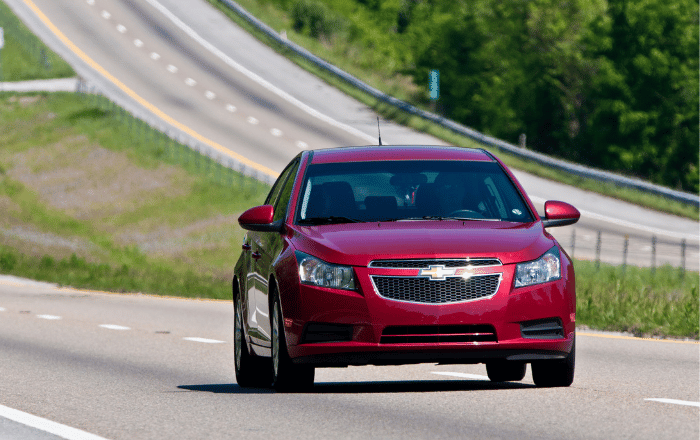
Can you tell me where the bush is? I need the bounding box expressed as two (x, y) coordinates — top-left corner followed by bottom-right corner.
(291, 0), (347, 39)
(0, 251), (18, 271)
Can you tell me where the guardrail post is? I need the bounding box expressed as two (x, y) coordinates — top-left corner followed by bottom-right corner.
(570, 229), (576, 259)
(680, 239), (686, 279)
(622, 235), (629, 274)
(595, 231), (601, 270)
(651, 235), (657, 275)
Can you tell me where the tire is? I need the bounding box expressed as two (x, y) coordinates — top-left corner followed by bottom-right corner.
(532, 337), (575, 388)
(271, 295), (314, 392)
(234, 294), (271, 388)
(486, 361), (527, 382)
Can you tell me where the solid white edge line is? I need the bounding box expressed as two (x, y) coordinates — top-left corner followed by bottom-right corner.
(0, 404), (110, 440)
(37, 315), (62, 320)
(142, 0), (377, 145)
(99, 324), (131, 331)
(645, 398), (700, 408)
(432, 371), (490, 381)
(529, 196), (698, 241)
(183, 337), (225, 344)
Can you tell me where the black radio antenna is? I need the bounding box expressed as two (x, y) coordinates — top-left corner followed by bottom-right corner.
(377, 117), (383, 146)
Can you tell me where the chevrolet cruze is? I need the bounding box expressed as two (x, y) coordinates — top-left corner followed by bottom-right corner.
(233, 145), (579, 391)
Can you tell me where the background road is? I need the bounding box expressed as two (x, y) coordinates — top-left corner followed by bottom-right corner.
(4, 0), (698, 269)
(0, 277), (698, 440)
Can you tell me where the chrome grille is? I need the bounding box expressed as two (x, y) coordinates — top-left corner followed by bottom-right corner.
(371, 274), (501, 304)
(370, 258), (501, 269)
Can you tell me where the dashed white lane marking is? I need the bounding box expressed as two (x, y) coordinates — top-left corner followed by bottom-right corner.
(37, 315), (62, 320)
(99, 324), (131, 331)
(101, 10), (110, 19)
(185, 78), (197, 86)
(645, 398), (700, 408)
(0, 404), (110, 440)
(183, 337), (225, 344)
(116, 24), (127, 33)
(167, 64), (178, 73)
(133, 39), (144, 48)
(226, 104), (237, 113)
(296, 141), (308, 149)
(142, 0), (376, 145)
(205, 91), (216, 100)
(432, 371), (490, 381)
(270, 128), (283, 137)
(0, 307), (5, 312)
(150, 52), (161, 60)
(246, 116), (259, 125)
(87, 0), (95, 5)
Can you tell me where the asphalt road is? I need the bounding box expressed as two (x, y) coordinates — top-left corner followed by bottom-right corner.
(0, 276), (698, 440)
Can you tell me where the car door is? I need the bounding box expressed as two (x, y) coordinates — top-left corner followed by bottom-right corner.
(249, 160), (299, 347)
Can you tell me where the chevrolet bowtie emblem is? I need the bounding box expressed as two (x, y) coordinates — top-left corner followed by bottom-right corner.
(419, 265), (474, 281)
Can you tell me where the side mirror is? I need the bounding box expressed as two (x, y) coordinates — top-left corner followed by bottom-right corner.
(238, 205), (284, 232)
(542, 201), (580, 228)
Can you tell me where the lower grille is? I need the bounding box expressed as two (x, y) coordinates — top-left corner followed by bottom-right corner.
(381, 325), (497, 344)
(302, 323), (353, 343)
(520, 318), (564, 339)
(372, 274), (501, 304)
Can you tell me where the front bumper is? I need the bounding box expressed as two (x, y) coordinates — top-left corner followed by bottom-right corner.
(280, 263), (575, 367)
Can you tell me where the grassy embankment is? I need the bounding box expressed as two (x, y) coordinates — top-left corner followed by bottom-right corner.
(205, 0), (698, 220)
(0, 1), (696, 338)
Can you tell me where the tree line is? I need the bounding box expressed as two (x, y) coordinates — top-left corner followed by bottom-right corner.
(272, 0), (699, 193)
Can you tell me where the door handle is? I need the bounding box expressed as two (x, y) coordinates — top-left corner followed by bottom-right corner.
(251, 251), (262, 260)
(242, 243), (252, 251)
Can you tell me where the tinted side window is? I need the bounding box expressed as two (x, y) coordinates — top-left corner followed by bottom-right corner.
(265, 160), (298, 206)
(272, 162), (300, 222)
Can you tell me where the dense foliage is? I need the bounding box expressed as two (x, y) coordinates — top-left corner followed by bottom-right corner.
(263, 0), (699, 193)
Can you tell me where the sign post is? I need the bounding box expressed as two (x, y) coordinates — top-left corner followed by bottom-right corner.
(0, 27), (4, 83)
(428, 69), (439, 112)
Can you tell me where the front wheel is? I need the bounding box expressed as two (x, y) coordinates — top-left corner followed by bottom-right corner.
(271, 296), (314, 392)
(234, 294), (271, 387)
(531, 337), (575, 387)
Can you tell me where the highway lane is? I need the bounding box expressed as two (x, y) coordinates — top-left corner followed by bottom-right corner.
(0, 276), (697, 440)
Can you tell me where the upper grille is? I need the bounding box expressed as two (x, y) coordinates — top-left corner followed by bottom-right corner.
(371, 274), (501, 304)
(370, 259), (501, 269)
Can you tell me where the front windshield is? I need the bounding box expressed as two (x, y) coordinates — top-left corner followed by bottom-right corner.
(296, 160), (534, 224)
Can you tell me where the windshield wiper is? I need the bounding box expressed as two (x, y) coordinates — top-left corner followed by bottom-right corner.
(385, 216), (501, 222)
(298, 216), (364, 225)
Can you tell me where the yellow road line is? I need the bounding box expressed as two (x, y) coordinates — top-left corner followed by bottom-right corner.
(578, 332), (699, 345)
(22, 0), (278, 179)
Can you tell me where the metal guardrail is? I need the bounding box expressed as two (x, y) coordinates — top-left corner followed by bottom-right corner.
(218, 0), (699, 208)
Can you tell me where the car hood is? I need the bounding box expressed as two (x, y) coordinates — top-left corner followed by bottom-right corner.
(290, 220), (555, 266)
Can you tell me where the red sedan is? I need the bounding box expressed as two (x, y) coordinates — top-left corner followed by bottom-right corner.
(233, 145), (579, 391)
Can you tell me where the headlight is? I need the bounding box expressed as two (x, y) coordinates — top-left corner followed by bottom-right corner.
(514, 247), (561, 288)
(296, 251), (356, 290)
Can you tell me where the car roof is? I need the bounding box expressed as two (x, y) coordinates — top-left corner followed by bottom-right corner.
(308, 145), (495, 164)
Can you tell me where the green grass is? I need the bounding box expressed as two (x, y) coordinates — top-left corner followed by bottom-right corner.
(0, 1), (74, 81)
(0, 246), (229, 299)
(575, 260), (699, 339)
(0, 91), (268, 298)
(204, 0), (698, 221)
